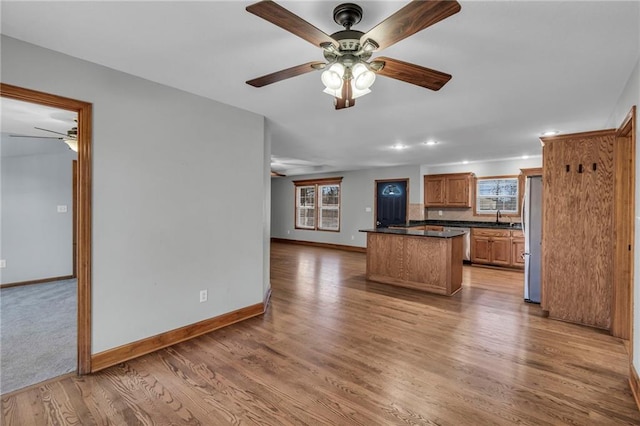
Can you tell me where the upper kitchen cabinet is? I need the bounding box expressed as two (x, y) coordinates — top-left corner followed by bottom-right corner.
(424, 173), (474, 208)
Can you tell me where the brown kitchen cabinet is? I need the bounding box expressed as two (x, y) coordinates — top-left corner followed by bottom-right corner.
(471, 228), (522, 268)
(511, 230), (525, 268)
(424, 173), (473, 208)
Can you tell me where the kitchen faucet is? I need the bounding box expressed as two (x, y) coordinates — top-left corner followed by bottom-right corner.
(496, 209), (502, 224)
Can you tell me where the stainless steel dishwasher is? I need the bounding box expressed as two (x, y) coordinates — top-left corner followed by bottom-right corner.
(443, 226), (471, 261)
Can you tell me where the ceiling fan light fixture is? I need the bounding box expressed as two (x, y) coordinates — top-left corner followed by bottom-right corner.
(352, 62), (376, 90)
(350, 84), (371, 99)
(64, 138), (78, 152)
(321, 63), (345, 90)
(323, 87), (343, 99)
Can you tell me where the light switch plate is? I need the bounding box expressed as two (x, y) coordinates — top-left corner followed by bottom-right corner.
(0, 260), (5, 268)
(57, 205), (68, 213)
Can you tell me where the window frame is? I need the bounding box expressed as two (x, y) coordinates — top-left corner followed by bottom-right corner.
(473, 175), (521, 217)
(293, 177), (343, 232)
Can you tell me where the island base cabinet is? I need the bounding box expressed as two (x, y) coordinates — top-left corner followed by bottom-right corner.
(366, 233), (463, 296)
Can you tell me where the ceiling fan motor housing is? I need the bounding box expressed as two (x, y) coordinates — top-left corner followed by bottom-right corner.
(333, 3), (363, 29)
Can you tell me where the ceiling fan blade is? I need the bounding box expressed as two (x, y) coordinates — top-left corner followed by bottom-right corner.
(10, 134), (62, 139)
(361, 0), (461, 51)
(34, 127), (72, 137)
(374, 57), (452, 91)
(246, 1), (337, 48)
(247, 61), (325, 87)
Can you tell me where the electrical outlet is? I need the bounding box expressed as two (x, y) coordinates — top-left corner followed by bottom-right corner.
(0, 260), (5, 268)
(351, 235), (355, 240)
(438, 210), (443, 216)
(287, 230), (290, 234)
(199, 290), (207, 303)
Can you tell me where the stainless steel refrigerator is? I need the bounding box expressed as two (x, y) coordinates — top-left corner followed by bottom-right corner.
(523, 175), (542, 303)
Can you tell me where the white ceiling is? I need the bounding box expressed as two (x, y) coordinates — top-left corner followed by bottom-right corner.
(1, 1), (638, 175)
(1, 98), (77, 157)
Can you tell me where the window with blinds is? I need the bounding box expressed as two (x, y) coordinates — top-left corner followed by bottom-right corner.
(294, 177), (343, 231)
(475, 176), (519, 214)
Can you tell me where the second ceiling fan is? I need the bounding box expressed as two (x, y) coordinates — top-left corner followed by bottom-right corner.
(246, 0), (461, 110)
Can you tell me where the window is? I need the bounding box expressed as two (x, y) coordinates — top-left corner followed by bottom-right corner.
(294, 177), (342, 231)
(475, 176), (520, 215)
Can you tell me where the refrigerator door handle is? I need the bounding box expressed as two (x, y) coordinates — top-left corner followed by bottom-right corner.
(521, 190), (527, 235)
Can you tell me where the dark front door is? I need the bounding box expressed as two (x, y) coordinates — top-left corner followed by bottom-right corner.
(375, 179), (408, 228)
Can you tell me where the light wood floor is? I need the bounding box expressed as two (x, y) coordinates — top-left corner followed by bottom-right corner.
(2, 242), (639, 425)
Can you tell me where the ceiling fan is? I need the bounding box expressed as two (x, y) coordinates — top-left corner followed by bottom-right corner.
(246, 0), (461, 110)
(10, 126), (78, 152)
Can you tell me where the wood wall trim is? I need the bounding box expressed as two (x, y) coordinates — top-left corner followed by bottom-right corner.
(0, 275), (74, 289)
(631, 364), (640, 412)
(271, 237), (367, 253)
(0, 83), (93, 374)
(91, 303), (265, 373)
(540, 128), (616, 144)
(520, 167), (543, 177)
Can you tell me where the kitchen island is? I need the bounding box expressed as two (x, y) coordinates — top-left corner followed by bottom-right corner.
(360, 228), (465, 296)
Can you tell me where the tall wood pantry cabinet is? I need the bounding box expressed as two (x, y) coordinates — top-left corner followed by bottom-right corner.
(541, 129), (615, 329)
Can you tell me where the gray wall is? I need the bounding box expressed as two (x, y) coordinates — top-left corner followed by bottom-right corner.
(1, 135), (76, 283)
(271, 165), (421, 248)
(1, 36), (269, 354)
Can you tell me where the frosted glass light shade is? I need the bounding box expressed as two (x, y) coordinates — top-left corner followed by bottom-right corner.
(352, 63), (376, 90)
(64, 139), (78, 152)
(321, 63), (345, 90)
(350, 85), (371, 99)
(323, 87), (343, 99)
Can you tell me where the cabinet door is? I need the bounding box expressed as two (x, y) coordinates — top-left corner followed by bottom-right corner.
(445, 176), (470, 207)
(511, 239), (525, 268)
(471, 236), (491, 263)
(424, 176), (446, 206)
(490, 237), (511, 266)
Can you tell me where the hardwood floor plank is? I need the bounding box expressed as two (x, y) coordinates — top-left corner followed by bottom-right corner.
(2, 242), (639, 425)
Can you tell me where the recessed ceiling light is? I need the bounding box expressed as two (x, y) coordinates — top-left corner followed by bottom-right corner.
(392, 143), (407, 150)
(522, 155), (529, 159)
(541, 130), (559, 136)
(462, 160), (469, 164)
(424, 140), (438, 146)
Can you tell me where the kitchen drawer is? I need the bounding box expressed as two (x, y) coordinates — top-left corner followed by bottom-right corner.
(511, 230), (524, 238)
(425, 225), (444, 231)
(472, 228), (510, 238)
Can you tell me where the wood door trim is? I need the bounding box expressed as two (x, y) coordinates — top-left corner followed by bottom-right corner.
(0, 83), (93, 374)
(374, 178), (409, 228)
(612, 106), (635, 340)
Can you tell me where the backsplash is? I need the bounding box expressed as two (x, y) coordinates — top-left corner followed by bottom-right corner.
(408, 203), (426, 220)
(425, 207), (520, 224)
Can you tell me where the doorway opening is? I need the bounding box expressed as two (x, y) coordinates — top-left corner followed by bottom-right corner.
(0, 83), (93, 381)
(375, 178), (409, 228)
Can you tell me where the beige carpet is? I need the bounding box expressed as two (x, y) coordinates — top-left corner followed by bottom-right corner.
(0, 279), (76, 394)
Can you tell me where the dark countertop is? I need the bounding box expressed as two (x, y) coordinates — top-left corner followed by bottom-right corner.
(359, 228), (467, 239)
(402, 219), (523, 230)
